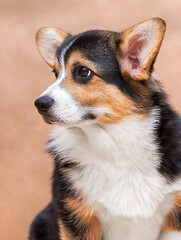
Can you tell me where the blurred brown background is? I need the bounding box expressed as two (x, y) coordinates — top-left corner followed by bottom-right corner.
(0, 0), (181, 239)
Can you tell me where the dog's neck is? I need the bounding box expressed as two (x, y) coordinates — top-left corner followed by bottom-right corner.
(79, 107), (160, 166)
(49, 107), (173, 218)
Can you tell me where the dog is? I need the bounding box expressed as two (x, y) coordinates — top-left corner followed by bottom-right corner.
(29, 18), (181, 240)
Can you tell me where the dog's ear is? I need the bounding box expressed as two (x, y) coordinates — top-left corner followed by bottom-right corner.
(36, 27), (69, 68)
(117, 18), (166, 80)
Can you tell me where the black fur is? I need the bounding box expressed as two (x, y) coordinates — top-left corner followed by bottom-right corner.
(30, 149), (99, 240)
(153, 92), (181, 181)
(29, 154), (78, 240)
(29, 203), (60, 240)
(52, 154), (89, 240)
(166, 200), (181, 231)
(57, 31), (181, 182)
(31, 28), (181, 239)
(55, 31), (162, 112)
(58, 31), (129, 94)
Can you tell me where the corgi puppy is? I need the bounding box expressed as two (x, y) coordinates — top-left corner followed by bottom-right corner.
(30, 18), (181, 240)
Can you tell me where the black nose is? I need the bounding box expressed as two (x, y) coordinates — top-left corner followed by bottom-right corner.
(34, 96), (54, 113)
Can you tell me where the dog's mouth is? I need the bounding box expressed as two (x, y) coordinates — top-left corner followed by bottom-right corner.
(42, 115), (54, 124)
(39, 111), (97, 125)
(37, 110), (58, 124)
(40, 113), (64, 125)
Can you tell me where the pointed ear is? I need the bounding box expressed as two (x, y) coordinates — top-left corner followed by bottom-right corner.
(36, 27), (69, 68)
(118, 18), (166, 80)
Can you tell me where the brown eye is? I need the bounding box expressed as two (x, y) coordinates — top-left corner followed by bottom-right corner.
(78, 67), (91, 77)
(73, 65), (94, 84)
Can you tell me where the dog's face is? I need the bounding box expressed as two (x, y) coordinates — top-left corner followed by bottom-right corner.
(35, 18), (166, 125)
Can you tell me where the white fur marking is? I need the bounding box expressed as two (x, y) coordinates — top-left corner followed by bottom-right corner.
(160, 232), (181, 240)
(48, 107), (177, 240)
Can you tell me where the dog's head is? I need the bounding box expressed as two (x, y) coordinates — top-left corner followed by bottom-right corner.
(35, 18), (166, 125)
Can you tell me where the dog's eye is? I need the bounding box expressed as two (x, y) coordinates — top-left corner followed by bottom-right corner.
(52, 69), (58, 78)
(73, 66), (93, 84)
(78, 67), (91, 77)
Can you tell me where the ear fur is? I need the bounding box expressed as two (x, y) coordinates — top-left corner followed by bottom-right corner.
(36, 27), (69, 68)
(118, 18), (166, 80)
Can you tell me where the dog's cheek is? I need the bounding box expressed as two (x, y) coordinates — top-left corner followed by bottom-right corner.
(63, 74), (139, 124)
(96, 86), (139, 124)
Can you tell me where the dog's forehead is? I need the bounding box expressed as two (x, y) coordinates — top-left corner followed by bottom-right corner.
(56, 30), (117, 63)
(55, 30), (127, 92)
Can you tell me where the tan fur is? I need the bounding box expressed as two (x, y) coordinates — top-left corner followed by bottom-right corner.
(34, 19), (181, 240)
(62, 51), (146, 124)
(54, 56), (61, 76)
(57, 162), (102, 239)
(65, 197), (102, 240)
(162, 192), (181, 233)
(58, 219), (72, 240)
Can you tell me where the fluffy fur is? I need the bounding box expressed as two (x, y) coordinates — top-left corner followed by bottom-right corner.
(30, 18), (181, 240)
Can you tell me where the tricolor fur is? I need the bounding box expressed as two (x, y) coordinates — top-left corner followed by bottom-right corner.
(30, 18), (181, 240)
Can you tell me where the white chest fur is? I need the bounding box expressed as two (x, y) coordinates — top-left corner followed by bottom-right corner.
(49, 109), (174, 240)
